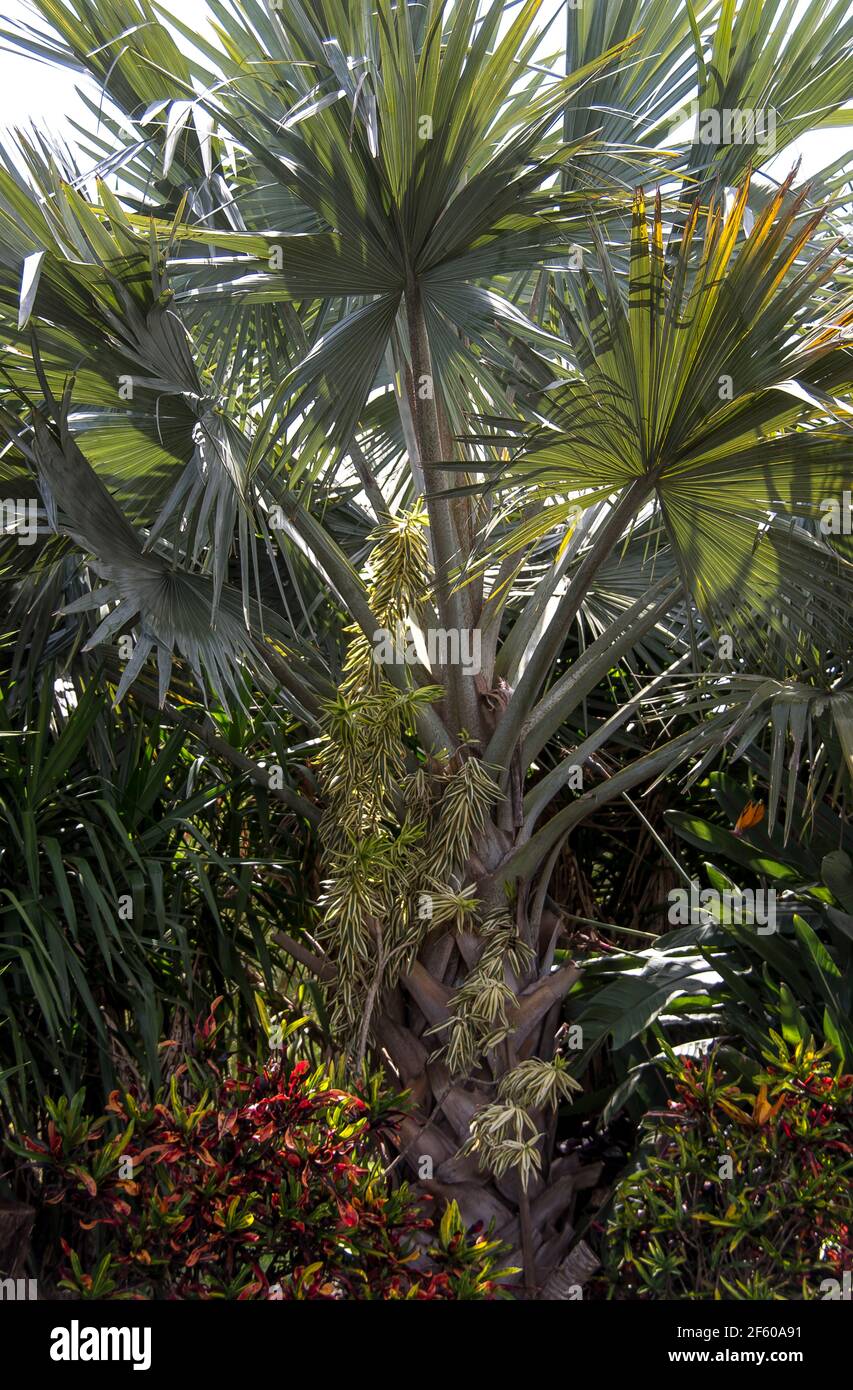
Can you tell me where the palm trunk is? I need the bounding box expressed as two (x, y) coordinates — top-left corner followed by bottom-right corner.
(404, 281), (483, 744)
(373, 862), (600, 1297)
(364, 287), (638, 1296)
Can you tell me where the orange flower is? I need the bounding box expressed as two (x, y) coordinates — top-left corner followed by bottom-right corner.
(753, 1084), (785, 1126)
(734, 800), (765, 836)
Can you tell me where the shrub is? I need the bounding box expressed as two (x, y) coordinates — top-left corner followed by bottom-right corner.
(598, 1034), (853, 1299)
(12, 1003), (511, 1300)
(0, 679), (313, 1133)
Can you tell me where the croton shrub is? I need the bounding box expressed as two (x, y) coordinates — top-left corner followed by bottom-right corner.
(12, 1002), (512, 1299)
(598, 1035), (853, 1299)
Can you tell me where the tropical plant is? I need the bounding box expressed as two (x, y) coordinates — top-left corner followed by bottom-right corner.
(0, 667), (313, 1133)
(597, 1033), (853, 1300)
(566, 772), (853, 1129)
(0, 0), (852, 1297)
(11, 1000), (512, 1300)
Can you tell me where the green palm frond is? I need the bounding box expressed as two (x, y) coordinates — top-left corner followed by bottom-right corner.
(483, 173), (853, 666)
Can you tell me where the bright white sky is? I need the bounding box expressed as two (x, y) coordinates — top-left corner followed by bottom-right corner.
(0, 0), (848, 180)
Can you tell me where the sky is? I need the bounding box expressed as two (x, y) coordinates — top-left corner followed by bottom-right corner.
(0, 0), (848, 182)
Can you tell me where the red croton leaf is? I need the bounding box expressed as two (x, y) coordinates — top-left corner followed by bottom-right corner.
(337, 1200), (359, 1229)
(69, 1165), (97, 1197)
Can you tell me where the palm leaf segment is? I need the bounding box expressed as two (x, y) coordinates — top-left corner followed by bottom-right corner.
(494, 173), (853, 665)
(0, 184), (275, 710)
(161, 0), (635, 447)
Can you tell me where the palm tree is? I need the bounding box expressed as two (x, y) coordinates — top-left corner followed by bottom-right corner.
(1, 0), (852, 1296)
